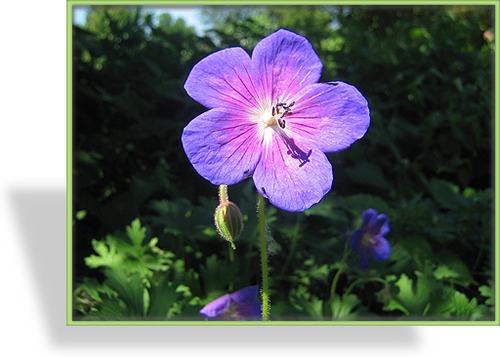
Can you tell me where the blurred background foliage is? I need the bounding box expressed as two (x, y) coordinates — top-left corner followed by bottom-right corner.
(72, 5), (495, 321)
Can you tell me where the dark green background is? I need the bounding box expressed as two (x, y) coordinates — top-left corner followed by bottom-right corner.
(72, 5), (495, 321)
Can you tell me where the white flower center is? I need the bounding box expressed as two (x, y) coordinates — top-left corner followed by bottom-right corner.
(255, 99), (311, 167)
(259, 99), (295, 129)
(260, 108), (278, 127)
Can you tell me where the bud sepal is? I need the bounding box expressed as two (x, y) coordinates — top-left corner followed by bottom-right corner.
(214, 185), (244, 249)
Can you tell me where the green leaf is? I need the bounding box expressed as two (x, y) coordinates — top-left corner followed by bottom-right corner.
(433, 264), (459, 279)
(386, 272), (440, 316)
(147, 198), (214, 239)
(85, 237), (125, 269)
(433, 253), (475, 287)
(397, 235), (435, 273)
(289, 285), (324, 319)
(449, 291), (485, 319)
(175, 284), (192, 298)
(89, 294), (128, 319)
(146, 274), (179, 319)
(126, 218), (147, 246)
(76, 210), (87, 220)
(330, 294), (361, 320)
(199, 254), (237, 293)
(384, 299), (410, 315)
(106, 269), (147, 317)
(478, 285), (492, 305)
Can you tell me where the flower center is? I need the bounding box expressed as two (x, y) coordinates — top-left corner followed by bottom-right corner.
(361, 232), (375, 248)
(260, 109), (277, 127)
(257, 98), (311, 167)
(260, 99), (295, 129)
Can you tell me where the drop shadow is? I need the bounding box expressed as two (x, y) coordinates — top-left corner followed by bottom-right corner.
(10, 187), (419, 349)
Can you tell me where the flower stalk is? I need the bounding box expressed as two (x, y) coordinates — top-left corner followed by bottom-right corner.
(258, 193), (270, 321)
(329, 237), (351, 301)
(219, 184), (229, 204)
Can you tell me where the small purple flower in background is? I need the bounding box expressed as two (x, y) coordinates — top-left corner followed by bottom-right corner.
(350, 209), (391, 268)
(200, 285), (261, 320)
(181, 29), (370, 212)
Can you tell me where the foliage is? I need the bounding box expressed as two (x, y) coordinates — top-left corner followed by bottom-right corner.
(72, 5), (495, 322)
(74, 219), (200, 319)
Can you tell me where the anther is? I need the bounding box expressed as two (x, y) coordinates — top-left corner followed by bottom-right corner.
(271, 98), (295, 129)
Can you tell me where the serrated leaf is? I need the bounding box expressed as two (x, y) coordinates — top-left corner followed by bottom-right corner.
(175, 284), (192, 298)
(434, 252), (475, 287)
(88, 294), (128, 319)
(478, 285), (492, 306)
(398, 236), (435, 270)
(331, 294), (361, 320)
(387, 272), (440, 316)
(147, 198), (213, 238)
(105, 269), (147, 317)
(450, 291), (483, 319)
(384, 299), (410, 315)
(199, 254), (237, 292)
(433, 264), (460, 280)
(308, 264), (330, 281)
(85, 237), (125, 269)
(388, 273), (460, 318)
(146, 275), (178, 319)
(306, 297), (324, 319)
(126, 218), (146, 246)
(289, 285), (324, 319)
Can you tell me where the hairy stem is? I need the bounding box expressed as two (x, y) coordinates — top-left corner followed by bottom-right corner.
(258, 194), (270, 321)
(218, 184), (228, 203)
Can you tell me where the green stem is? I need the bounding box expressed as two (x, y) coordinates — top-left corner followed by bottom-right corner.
(228, 243), (235, 291)
(228, 243), (235, 263)
(329, 263), (345, 302)
(219, 184), (228, 203)
(329, 238), (351, 301)
(258, 194), (270, 321)
(344, 277), (388, 297)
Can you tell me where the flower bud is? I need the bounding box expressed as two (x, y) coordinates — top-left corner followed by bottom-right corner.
(214, 201), (244, 249)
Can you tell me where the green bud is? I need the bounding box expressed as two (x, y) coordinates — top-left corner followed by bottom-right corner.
(214, 201), (244, 249)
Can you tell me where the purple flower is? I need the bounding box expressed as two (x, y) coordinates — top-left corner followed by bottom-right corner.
(181, 29), (370, 212)
(350, 209), (391, 268)
(200, 285), (261, 320)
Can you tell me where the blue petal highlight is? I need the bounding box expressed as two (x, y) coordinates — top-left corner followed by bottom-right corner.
(200, 285), (261, 321)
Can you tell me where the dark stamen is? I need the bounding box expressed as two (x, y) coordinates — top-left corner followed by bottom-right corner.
(280, 107), (291, 119)
(274, 99), (295, 128)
